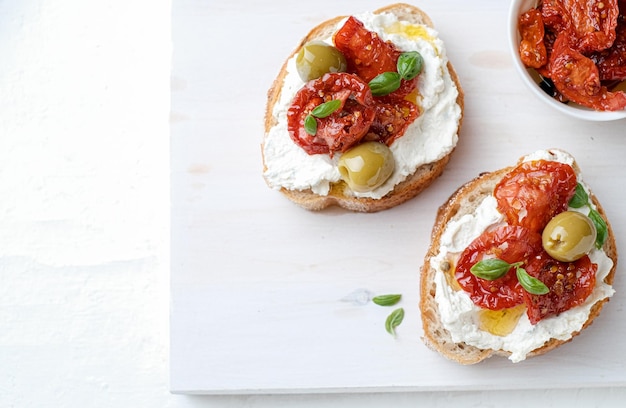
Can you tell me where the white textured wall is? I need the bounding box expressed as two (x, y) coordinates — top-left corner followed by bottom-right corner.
(0, 0), (171, 406)
(1, 0), (625, 407)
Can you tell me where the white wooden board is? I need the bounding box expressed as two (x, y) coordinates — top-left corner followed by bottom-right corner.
(170, 0), (626, 394)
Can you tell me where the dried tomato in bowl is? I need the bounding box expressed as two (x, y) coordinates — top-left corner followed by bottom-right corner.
(516, 0), (626, 111)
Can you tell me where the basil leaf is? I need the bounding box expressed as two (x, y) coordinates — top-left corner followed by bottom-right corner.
(588, 208), (608, 249)
(311, 99), (341, 118)
(470, 259), (514, 280)
(304, 114), (317, 135)
(385, 308), (404, 336)
(369, 72), (401, 96)
(397, 51), (423, 81)
(569, 183), (589, 208)
(516, 267), (549, 295)
(373, 294), (402, 306)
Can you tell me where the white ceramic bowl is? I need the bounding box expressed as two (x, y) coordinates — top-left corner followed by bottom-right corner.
(508, 0), (626, 121)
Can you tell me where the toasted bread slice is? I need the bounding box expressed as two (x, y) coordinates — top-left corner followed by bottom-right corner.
(262, 3), (464, 212)
(420, 150), (618, 364)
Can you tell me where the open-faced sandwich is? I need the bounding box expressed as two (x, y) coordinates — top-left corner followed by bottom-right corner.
(420, 149), (617, 364)
(262, 3), (463, 212)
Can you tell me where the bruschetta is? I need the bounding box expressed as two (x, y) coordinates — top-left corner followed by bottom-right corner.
(262, 3), (463, 212)
(420, 149), (617, 364)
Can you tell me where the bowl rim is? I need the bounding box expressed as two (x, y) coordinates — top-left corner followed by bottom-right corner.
(507, 0), (626, 121)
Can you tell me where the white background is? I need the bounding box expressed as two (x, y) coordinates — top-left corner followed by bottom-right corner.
(2, 0), (626, 406)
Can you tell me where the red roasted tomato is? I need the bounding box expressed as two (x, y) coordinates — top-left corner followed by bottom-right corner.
(334, 16), (399, 83)
(367, 98), (419, 145)
(540, 0), (566, 32)
(455, 225), (543, 310)
(287, 73), (376, 156)
(591, 18), (626, 81)
(519, 8), (548, 68)
(494, 160), (577, 233)
(541, 0), (619, 53)
(549, 34), (626, 110)
(523, 251), (597, 324)
(333, 16), (417, 99)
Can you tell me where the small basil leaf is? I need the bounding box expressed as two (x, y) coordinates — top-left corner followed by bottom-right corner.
(369, 71), (401, 96)
(373, 294), (402, 306)
(516, 267), (549, 295)
(588, 208), (608, 249)
(385, 308), (404, 336)
(311, 99), (342, 118)
(568, 183), (589, 208)
(470, 259), (513, 280)
(304, 115), (317, 135)
(397, 51), (423, 81)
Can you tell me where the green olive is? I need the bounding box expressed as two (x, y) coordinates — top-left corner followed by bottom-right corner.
(542, 211), (597, 262)
(296, 41), (347, 82)
(338, 142), (395, 193)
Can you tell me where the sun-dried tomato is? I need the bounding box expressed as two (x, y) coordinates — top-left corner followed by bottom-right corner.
(523, 251), (597, 324)
(520, 1), (626, 109)
(334, 16), (417, 99)
(334, 16), (398, 83)
(550, 34), (626, 110)
(494, 159), (577, 234)
(287, 73), (376, 156)
(519, 8), (548, 68)
(541, 0), (619, 53)
(367, 97), (419, 145)
(591, 18), (626, 81)
(455, 226), (543, 310)
(540, 0), (567, 32)
(536, 28), (559, 77)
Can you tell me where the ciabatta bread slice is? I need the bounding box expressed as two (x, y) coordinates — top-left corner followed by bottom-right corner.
(262, 3), (464, 212)
(420, 149), (617, 364)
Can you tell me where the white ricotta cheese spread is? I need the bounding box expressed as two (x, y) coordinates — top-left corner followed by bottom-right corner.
(430, 150), (615, 363)
(262, 12), (462, 198)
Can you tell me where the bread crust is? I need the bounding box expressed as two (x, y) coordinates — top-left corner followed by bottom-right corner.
(420, 152), (618, 364)
(262, 3), (464, 213)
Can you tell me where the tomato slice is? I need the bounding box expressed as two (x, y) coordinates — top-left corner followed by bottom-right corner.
(570, 0), (619, 53)
(550, 33), (602, 96)
(367, 98), (419, 145)
(333, 16), (417, 99)
(523, 251), (597, 324)
(287, 73), (376, 156)
(494, 159), (577, 233)
(540, 0), (566, 32)
(591, 19), (626, 81)
(536, 28), (559, 78)
(519, 8), (548, 69)
(550, 34), (626, 110)
(541, 0), (619, 53)
(334, 16), (399, 83)
(455, 225), (543, 310)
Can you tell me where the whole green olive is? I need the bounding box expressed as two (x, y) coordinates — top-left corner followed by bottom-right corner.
(338, 142), (395, 193)
(296, 41), (347, 82)
(542, 211), (597, 262)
